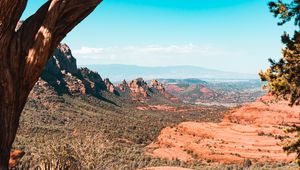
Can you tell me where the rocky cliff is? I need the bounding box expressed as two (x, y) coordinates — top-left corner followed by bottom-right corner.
(38, 44), (107, 98)
(104, 78), (118, 95)
(31, 44), (175, 104)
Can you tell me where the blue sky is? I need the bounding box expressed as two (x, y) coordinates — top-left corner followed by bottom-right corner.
(22, 0), (295, 74)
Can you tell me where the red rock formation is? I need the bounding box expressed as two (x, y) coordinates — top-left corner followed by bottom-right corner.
(124, 78), (181, 103)
(39, 44), (108, 98)
(44, 44), (78, 76)
(64, 73), (86, 94)
(118, 79), (128, 91)
(104, 78), (116, 94)
(9, 150), (25, 168)
(150, 79), (166, 93)
(151, 80), (180, 102)
(147, 96), (300, 164)
(79, 68), (107, 95)
(35, 44), (181, 104)
(34, 45), (179, 105)
(129, 78), (149, 98)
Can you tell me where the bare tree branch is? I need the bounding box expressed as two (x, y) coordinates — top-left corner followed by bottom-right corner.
(17, 0), (102, 91)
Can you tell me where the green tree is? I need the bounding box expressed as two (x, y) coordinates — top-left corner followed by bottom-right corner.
(259, 0), (300, 165)
(260, 0), (300, 105)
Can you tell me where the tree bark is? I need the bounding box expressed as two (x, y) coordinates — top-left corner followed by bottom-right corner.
(0, 0), (102, 169)
(0, 151), (9, 170)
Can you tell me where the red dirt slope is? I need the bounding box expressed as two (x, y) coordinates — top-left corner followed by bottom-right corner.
(146, 95), (300, 164)
(137, 105), (205, 112)
(140, 167), (193, 170)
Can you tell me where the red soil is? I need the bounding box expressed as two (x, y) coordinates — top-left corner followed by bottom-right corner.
(140, 167), (193, 170)
(200, 87), (214, 96)
(146, 96), (300, 164)
(137, 105), (205, 113)
(166, 84), (185, 93)
(9, 150), (25, 168)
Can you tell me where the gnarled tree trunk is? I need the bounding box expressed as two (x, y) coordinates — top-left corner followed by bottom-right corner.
(0, 0), (102, 169)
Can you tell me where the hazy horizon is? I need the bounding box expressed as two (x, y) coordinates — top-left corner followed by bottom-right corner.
(79, 63), (259, 74)
(80, 64), (260, 82)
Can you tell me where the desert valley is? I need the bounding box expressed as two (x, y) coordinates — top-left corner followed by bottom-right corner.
(8, 44), (300, 170)
(1, 0), (300, 170)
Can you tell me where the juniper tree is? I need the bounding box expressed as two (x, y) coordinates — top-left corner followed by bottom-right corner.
(260, 0), (300, 105)
(0, 1), (103, 169)
(259, 0), (300, 165)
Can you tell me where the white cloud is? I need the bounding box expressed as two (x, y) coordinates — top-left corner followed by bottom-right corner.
(73, 44), (229, 61)
(72, 44), (257, 73)
(73, 47), (104, 55)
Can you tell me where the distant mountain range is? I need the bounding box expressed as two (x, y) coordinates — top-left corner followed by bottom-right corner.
(80, 64), (259, 82)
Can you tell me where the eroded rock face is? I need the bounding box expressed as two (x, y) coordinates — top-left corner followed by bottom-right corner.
(49, 44), (78, 76)
(150, 79), (165, 93)
(38, 44), (108, 97)
(129, 78), (149, 98)
(118, 79), (129, 92)
(127, 78), (169, 98)
(147, 95), (300, 164)
(40, 45), (176, 101)
(150, 80), (180, 102)
(63, 73), (87, 94)
(79, 68), (107, 95)
(104, 78), (116, 94)
(124, 78), (180, 102)
(35, 44), (176, 103)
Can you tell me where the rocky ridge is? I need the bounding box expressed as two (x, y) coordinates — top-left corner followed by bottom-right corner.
(31, 43), (176, 104)
(40, 44), (106, 96)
